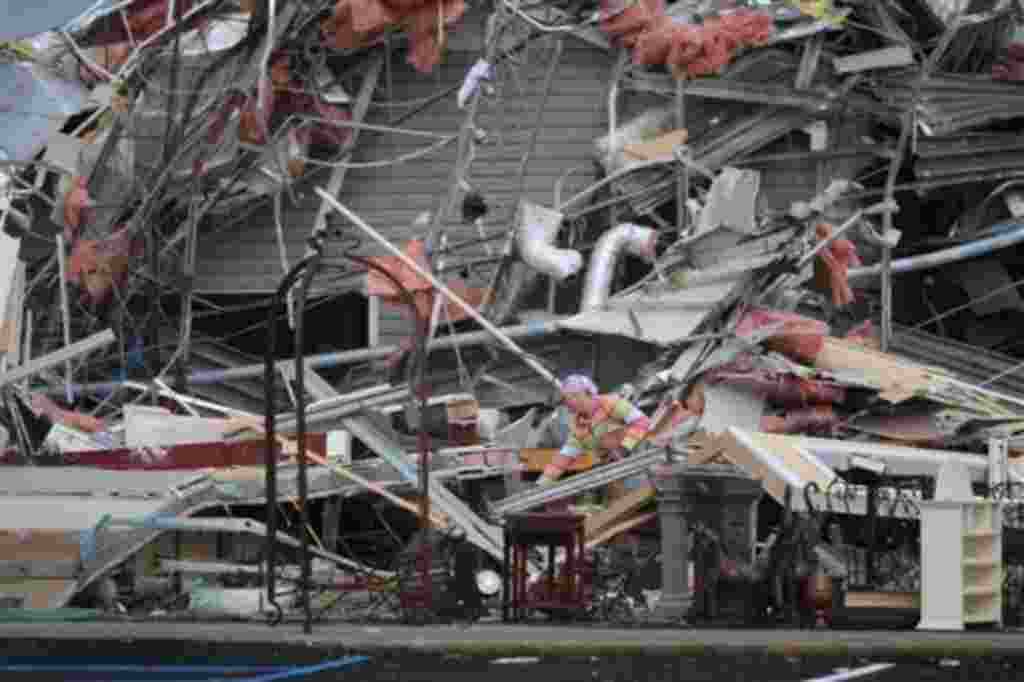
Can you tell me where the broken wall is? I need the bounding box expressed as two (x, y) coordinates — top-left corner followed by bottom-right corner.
(192, 22), (617, 296)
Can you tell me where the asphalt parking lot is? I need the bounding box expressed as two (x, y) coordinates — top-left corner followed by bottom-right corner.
(1, 654), (1022, 682)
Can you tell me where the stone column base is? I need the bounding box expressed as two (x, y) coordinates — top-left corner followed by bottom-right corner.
(649, 593), (692, 626)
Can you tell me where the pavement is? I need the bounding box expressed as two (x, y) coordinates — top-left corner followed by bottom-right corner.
(1, 619), (1024, 661)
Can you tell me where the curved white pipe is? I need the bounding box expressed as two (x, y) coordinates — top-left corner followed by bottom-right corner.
(581, 223), (657, 311)
(848, 221), (1024, 282)
(516, 202), (583, 280)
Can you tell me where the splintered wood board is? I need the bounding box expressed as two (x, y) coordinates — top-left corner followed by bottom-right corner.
(845, 590), (919, 610)
(585, 512), (658, 550)
(718, 429), (836, 507)
(623, 129), (689, 161)
(815, 338), (934, 403)
(584, 484), (656, 541)
(519, 448), (595, 473)
(687, 431), (729, 466)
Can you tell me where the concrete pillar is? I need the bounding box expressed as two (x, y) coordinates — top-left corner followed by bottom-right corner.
(651, 461), (692, 624)
(682, 464), (762, 565)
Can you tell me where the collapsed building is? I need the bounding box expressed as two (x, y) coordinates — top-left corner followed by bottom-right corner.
(3, 0), (1024, 630)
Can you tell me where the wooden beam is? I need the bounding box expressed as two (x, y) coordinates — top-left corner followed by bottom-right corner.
(519, 448), (595, 473)
(585, 512), (657, 550)
(623, 128), (689, 161)
(584, 483), (656, 540)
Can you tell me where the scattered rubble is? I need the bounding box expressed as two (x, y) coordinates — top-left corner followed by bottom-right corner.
(2, 0), (1024, 634)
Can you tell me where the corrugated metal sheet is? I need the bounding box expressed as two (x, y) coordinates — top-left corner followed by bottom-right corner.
(890, 325), (1024, 402)
(193, 31), (616, 294)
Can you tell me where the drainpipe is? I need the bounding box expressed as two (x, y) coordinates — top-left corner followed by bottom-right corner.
(516, 203), (583, 280)
(580, 223), (657, 311)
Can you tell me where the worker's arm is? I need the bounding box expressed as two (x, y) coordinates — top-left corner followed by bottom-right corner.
(609, 397), (651, 451)
(537, 434), (583, 486)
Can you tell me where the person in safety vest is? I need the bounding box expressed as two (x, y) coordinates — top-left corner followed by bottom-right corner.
(536, 374), (651, 487)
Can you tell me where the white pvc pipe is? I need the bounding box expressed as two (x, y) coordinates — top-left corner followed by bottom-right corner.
(849, 222), (1024, 283)
(55, 234), (73, 404)
(581, 222), (657, 311)
(516, 202), (583, 280)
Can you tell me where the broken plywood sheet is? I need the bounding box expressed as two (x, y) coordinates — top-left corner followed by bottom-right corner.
(815, 337), (936, 403)
(718, 428), (836, 507)
(584, 483), (656, 541)
(585, 512), (657, 550)
(623, 128), (688, 161)
(0, 258), (24, 362)
(0, 231), (20, 357)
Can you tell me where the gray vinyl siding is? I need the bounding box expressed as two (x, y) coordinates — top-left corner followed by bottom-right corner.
(193, 28), (617, 294)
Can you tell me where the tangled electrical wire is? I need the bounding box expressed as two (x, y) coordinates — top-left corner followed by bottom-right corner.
(9, 0), (572, 421)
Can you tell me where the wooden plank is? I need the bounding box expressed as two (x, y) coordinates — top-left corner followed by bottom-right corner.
(585, 512), (657, 550)
(584, 484), (656, 540)
(816, 337), (934, 403)
(0, 260), (24, 360)
(623, 129), (689, 161)
(519, 448), (595, 473)
(845, 590), (919, 610)
(747, 432), (836, 490)
(717, 429), (834, 506)
(688, 431), (729, 466)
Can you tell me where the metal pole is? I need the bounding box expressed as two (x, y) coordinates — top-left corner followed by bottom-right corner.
(54, 234), (74, 404)
(675, 77), (687, 235)
(0, 329), (116, 390)
(263, 255), (319, 628)
(293, 253), (319, 635)
(881, 115), (912, 352)
(315, 189), (561, 389)
(55, 321), (566, 396)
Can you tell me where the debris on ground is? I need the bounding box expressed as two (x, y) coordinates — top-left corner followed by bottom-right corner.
(2, 0), (1024, 633)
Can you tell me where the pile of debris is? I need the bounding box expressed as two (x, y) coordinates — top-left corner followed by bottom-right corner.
(2, 0), (1024, 631)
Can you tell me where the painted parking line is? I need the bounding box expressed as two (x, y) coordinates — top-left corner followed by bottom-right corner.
(106, 656), (372, 682)
(0, 655), (369, 682)
(803, 663), (896, 682)
(0, 664), (287, 674)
